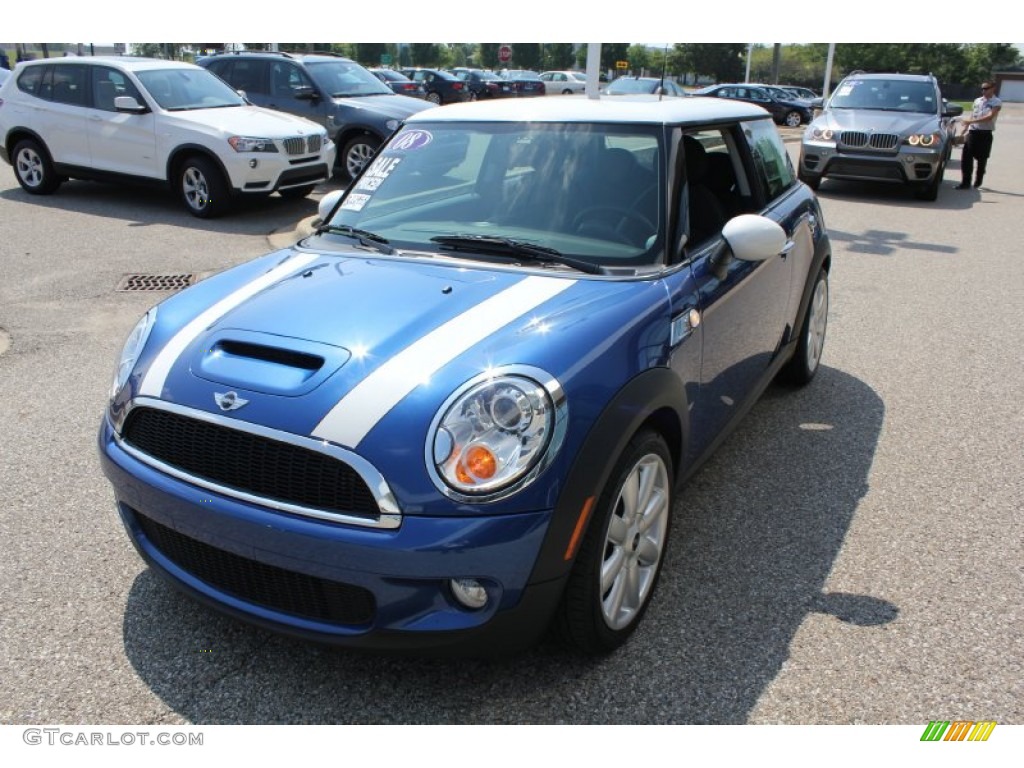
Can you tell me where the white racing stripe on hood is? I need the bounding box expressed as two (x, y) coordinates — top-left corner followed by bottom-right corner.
(138, 253), (321, 398)
(312, 275), (576, 448)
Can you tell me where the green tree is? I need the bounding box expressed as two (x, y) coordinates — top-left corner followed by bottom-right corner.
(353, 43), (389, 67)
(480, 44), (500, 70)
(626, 44), (650, 75)
(512, 43), (542, 70)
(410, 43), (439, 67)
(679, 43), (745, 82)
(600, 43), (630, 73)
(543, 43), (575, 71)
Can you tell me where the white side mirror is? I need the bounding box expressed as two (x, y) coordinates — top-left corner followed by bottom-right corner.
(317, 189), (344, 223)
(721, 214), (787, 262)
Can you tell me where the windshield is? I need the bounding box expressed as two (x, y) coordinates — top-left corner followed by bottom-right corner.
(326, 121), (666, 270)
(829, 78), (938, 113)
(136, 68), (245, 111)
(307, 60), (392, 97)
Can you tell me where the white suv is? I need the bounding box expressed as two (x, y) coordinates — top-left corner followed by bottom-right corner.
(0, 57), (335, 217)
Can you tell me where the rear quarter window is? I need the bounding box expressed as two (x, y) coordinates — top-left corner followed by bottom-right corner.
(743, 118), (795, 201)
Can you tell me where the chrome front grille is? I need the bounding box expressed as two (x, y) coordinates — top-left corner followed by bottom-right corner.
(282, 135), (322, 156)
(840, 131), (900, 151)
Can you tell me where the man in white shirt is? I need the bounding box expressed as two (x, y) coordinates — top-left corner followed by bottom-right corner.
(957, 81), (1002, 189)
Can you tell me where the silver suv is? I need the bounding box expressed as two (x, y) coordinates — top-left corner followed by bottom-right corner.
(798, 72), (963, 201)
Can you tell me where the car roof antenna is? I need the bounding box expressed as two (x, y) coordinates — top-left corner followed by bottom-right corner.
(659, 45), (669, 101)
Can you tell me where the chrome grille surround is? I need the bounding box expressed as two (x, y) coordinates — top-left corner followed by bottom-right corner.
(839, 131), (900, 151)
(114, 398), (402, 529)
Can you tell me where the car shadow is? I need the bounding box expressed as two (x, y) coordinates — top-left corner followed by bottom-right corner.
(120, 365), (888, 724)
(0, 177), (345, 235)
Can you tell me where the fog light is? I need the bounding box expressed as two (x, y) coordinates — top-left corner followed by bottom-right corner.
(450, 578), (488, 610)
(249, 159), (258, 169)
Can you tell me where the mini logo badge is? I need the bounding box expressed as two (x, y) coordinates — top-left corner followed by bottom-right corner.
(214, 391), (249, 411)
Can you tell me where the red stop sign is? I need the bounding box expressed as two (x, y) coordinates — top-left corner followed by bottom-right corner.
(499, 45), (512, 63)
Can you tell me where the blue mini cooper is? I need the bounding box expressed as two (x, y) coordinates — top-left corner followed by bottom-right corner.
(99, 95), (831, 655)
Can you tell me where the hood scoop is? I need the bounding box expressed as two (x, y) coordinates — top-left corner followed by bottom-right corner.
(190, 329), (350, 397)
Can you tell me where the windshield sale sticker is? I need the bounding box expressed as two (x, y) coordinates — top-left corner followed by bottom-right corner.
(354, 156), (403, 194)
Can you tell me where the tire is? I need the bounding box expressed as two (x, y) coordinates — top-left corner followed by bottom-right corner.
(340, 134), (381, 184)
(279, 184), (316, 199)
(177, 155), (229, 218)
(556, 429), (674, 654)
(779, 267), (829, 386)
(798, 167), (821, 191)
(426, 92), (442, 105)
(12, 138), (62, 195)
(784, 110), (803, 128)
(562, 89), (574, 95)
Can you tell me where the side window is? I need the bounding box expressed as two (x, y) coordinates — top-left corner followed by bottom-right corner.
(742, 118), (796, 201)
(91, 66), (143, 111)
(16, 65), (46, 97)
(681, 127), (755, 248)
(225, 60), (266, 95)
(270, 62), (314, 99)
(50, 64), (88, 106)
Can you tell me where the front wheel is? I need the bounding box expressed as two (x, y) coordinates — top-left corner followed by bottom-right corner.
(779, 267), (829, 386)
(914, 161), (944, 202)
(177, 156), (229, 218)
(340, 134), (381, 184)
(426, 92), (442, 105)
(13, 139), (62, 195)
(556, 429), (674, 654)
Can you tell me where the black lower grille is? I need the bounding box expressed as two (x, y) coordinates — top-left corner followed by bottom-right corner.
(829, 160), (904, 182)
(135, 512), (376, 625)
(122, 407), (380, 517)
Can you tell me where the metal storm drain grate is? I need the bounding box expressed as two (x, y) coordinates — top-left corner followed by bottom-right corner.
(116, 274), (196, 292)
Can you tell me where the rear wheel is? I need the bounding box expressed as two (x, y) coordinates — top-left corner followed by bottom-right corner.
(780, 267), (829, 386)
(13, 138), (62, 195)
(177, 155), (229, 218)
(784, 110), (803, 128)
(556, 429), (673, 654)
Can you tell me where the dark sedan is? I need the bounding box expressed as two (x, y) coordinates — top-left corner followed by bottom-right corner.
(499, 70), (546, 97)
(450, 68), (517, 100)
(370, 68), (427, 99)
(693, 83), (812, 127)
(401, 68), (469, 105)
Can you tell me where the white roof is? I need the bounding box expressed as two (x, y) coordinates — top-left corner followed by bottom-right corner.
(15, 56), (199, 73)
(405, 94), (770, 125)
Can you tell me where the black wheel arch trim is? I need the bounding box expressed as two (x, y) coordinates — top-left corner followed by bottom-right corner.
(5, 127), (53, 163)
(528, 367), (690, 586)
(165, 144), (235, 193)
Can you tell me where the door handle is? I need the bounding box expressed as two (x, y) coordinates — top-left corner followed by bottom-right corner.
(780, 240), (796, 259)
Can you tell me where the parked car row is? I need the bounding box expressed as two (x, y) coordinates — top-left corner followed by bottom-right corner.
(198, 52), (434, 182)
(0, 56), (336, 217)
(691, 83), (815, 127)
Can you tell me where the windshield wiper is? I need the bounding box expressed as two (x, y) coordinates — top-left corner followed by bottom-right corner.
(316, 224), (394, 254)
(430, 235), (606, 275)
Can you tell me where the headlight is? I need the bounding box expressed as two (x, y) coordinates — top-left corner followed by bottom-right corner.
(111, 309), (157, 398)
(906, 133), (940, 147)
(810, 127), (835, 141)
(227, 136), (279, 153)
(427, 370), (566, 500)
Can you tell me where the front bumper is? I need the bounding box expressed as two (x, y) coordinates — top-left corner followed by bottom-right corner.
(98, 416), (562, 654)
(800, 140), (945, 185)
(222, 141), (336, 195)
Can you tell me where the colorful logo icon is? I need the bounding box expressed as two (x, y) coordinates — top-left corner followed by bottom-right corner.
(921, 721), (997, 742)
